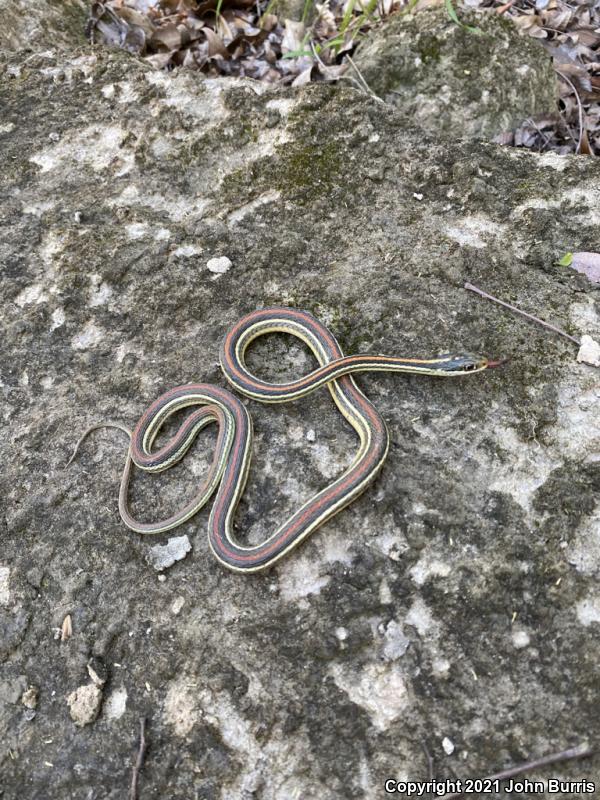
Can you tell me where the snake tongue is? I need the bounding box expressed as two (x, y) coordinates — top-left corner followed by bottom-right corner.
(486, 357), (509, 369)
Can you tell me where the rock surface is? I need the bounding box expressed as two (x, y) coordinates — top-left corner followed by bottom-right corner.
(0, 0), (88, 52)
(1, 25), (599, 800)
(351, 8), (557, 139)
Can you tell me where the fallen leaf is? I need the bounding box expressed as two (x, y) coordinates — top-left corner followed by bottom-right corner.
(568, 252), (600, 283)
(292, 65), (315, 86)
(150, 22), (185, 50)
(557, 252), (573, 266)
(281, 19), (305, 54)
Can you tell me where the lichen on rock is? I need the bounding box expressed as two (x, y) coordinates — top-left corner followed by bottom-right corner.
(350, 8), (557, 139)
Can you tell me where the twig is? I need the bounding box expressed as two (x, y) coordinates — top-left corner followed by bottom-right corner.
(495, 0), (515, 13)
(345, 55), (384, 103)
(421, 741), (434, 781)
(129, 717), (147, 800)
(310, 40), (328, 72)
(439, 743), (593, 800)
(556, 70), (584, 155)
(524, 116), (551, 150)
(464, 282), (581, 346)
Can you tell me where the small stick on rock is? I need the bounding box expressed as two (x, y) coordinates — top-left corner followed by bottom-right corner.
(345, 55), (384, 104)
(556, 71), (586, 155)
(421, 741), (434, 781)
(130, 717), (147, 800)
(439, 743), (593, 800)
(464, 282), (581, 346)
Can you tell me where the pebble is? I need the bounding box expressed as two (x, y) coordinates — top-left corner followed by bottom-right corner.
(206, 256), (232, 274)
(442, 736), (455, 755)
(146, 535), (191, 571)
(67, 683), (103, 727)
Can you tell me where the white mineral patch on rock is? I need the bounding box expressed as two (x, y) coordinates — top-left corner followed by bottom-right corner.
(329, 662), (410, 731)
(173, 244), (202, 258)
(567, 510), (600, 575)
(0, 566), (10, 606)
(277, 556), (330, 602)
(104, 686), (128, 720)
(30, 125), (131, 174)
(335, 626), (348, 641)
(409, 555), (451, 586)
(89, 277), (113, 307)
(432, 658), (450, 678)
(536, 152), (569, 171)
(228, 190), (281, 225)
(488, 425), (558, 514)
(310, 442), (345, 479)
(511, 629), (531, 649)
(146, 535), (191, 571)
(405, 596), (437, 637)
(380, 620), (410, 661)
(372, 516), (410, 561)
(115, 81), (138, 104)
(125, 222), (149, 240)
(71, 322), (103, 350)
(319, 531), (354, 565)
(15, 284), (48, 307)
(111, 186), (210, 222)
(22, 200), (55, 216)
(570, 297), (599, 330)
(379, 578), (392, 604)
(163, 677), (199, 736)
(444, 215), (505, 249)
(576, 596), (600, 627)
(67, 683), (103, 727)
(171, 596), (185, 615)
(50, 308), (65, 330)
(265, 97), (296, 116)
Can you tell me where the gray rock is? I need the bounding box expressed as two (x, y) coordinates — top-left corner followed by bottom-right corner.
(0, 38), (599, 800)
(350, 8), (557, 139)
(0, 0), (88, 52)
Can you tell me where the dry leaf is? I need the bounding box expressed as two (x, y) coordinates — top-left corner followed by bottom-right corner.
(202, 27), (230, 57)
(569, 252), (600, 283)
(292, 65), (315, 86)
(150, 22), (185, 50)
(281, 19), (305, 54)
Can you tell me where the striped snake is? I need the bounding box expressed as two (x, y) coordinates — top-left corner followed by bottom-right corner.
(70, 307), (495, 573)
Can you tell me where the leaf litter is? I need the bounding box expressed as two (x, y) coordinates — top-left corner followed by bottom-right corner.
(85, 0), (404, 85)
(481, 0), (600, 155)
(86, 0), (600, 154)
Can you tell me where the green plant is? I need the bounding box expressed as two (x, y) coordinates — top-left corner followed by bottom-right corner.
(444, 0), (482, 33)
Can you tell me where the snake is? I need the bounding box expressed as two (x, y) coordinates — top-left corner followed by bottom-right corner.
(70, 307), (495, 573)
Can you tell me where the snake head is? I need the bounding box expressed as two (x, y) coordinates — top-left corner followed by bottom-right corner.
(435, 353), (491, 374)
